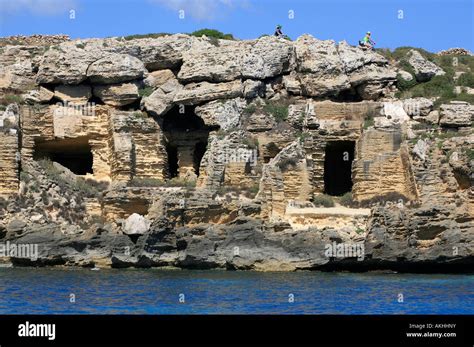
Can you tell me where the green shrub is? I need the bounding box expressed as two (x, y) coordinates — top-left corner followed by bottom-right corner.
(19, 171), (31, 183)
(215, 183), (259, 199)
(457, 72), (474, 88)
(132, 111), (147, 118)
(248, 183), (260, 197)
(38, 158), (62, 180)
(0, 94), (24, 106)
(167, 177), (197, 188)
(312, 194), (335, 208)
(297, 131), (310, 142)
(73, 177), (99, 198)
(463, 148), (474, 161)
(138, 86), (154, 97)
(129, 177), (165, 187)
(242, 136), (258, 149)
(191, 29), (234, 40)
(363, 113), (375, 129)
(123, 33), (170, 40)
(396, 73), (418, 91)
(433, 92), (474, 109)
(339, 192), (355, 207)
(392, 47), (436, 62)
(243, 104), (257, 115)
(263, 100), (289, 122)
(130, 176), (196, 188)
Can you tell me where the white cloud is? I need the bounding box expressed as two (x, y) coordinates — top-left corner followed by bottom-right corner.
(149, 0), (249, 21)
(0, 0), (77, 16)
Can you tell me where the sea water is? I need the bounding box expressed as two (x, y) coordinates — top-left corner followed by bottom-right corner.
(0, 268), (472, 314)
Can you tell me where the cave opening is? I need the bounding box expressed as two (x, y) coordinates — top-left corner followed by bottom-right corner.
(166, 144), (179, 178)
(331, 88), (363, 102)
(193, 142), (207, 176)
(324, 141), (355, 196)
(161, 105), (210, 178)
(33, 136), (93, 175)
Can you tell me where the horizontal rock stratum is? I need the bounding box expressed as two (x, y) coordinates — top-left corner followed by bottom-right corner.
(0, 34), (472, 272)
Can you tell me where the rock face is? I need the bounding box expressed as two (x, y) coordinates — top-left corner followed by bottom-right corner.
(439, 102), (474, 127)
(287, 36), (396, 99)
(123, 213), (150, 235)
(36, 43), (100, 85)
(173, 80), (243, 104)
(0, 34), (472, 272)
(93, 82), (140, 107)
(407, 49), (445, 82)
(86, 54), (147, 84)
(177, 36), (294, 83)
(141, 74), (182, 116)
(54, 85), (92, 103)
(195, 98), (245, 130)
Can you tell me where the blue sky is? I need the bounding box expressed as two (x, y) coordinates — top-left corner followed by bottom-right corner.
(0, 0), (472, 52)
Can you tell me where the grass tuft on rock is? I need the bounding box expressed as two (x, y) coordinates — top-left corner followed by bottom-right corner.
(312, 194), (335, 208)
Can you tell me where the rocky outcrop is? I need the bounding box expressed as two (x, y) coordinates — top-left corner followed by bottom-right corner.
(0, 33), (472, 273)
(195, 98), (245, 130)
(141, 74), (182, 116)
(93, 82), (140, 107)
(439, 101), (474, 127)
(286, 36), (396, 99)
(86, 54), (147, 84)
(258, 140), (312, 218)
(407, 49), (445, 82)
(0, 34), (70, 46)
(177, 36), (294, 83)
(437, 48), (473, 56)
(54, 85), (92, 103)
(173, 80), (243, 105)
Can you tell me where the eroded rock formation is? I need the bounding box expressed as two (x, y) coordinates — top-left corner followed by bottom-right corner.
(0, 34), (472, 272)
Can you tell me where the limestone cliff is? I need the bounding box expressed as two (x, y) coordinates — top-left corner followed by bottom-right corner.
(0, 34), (472, 272)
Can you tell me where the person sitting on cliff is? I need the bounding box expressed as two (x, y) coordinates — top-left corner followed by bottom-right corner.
(274, 25), (284, 38)
(359, 31), (376, 50)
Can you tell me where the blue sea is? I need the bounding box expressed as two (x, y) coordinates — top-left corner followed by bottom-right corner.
(0, 268), (472, 314)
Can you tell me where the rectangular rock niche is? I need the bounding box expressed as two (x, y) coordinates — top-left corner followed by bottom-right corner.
(162, 105), (210, 179)
(33, 136), (93, 175)
(324, 141), (355, 196)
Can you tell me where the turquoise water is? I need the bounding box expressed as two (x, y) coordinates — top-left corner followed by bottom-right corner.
(0, 268), (472, 314)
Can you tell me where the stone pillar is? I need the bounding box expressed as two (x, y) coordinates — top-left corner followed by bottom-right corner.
(177, 145), (197, 180)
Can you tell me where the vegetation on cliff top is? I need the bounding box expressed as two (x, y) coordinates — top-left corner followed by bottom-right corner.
(377, 46), (474, 106)
(124, 29), (234, 41)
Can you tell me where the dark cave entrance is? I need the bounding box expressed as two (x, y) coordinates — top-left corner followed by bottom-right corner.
(161, 105), (210, 178)
(324, 141), (355, 196)
(193, 142), (208, 176)
(166, 144), (179, 178)
(33, 136), (93, 175)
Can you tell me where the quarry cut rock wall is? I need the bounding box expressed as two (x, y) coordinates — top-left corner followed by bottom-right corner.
(0, 34), (472, 271)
